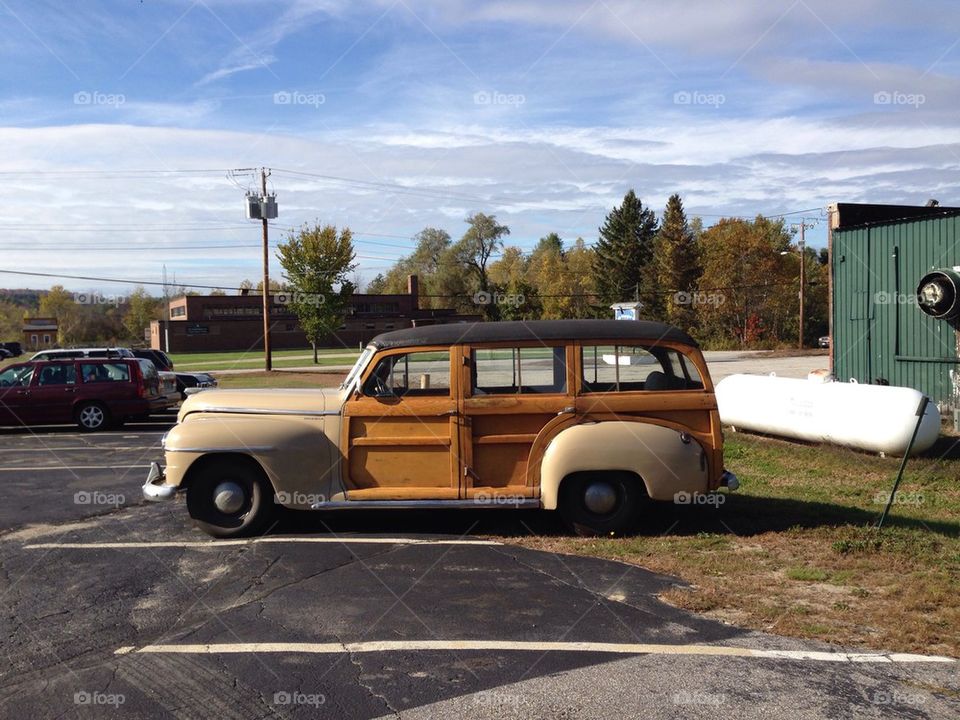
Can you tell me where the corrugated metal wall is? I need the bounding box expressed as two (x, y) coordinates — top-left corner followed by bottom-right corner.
(833, 214), (960, 409)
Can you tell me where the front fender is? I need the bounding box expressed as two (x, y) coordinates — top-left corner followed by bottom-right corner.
(539, 421), (709, 508)
(163, 413), (340, 506)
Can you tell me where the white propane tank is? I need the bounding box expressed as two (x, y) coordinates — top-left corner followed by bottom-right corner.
(715, 374), (940, 457)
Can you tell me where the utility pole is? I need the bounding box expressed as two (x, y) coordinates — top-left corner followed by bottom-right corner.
(260, 168), (272, 371)
(792, 220), (816, 349)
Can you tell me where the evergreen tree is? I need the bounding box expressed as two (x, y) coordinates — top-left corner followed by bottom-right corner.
(591, 190), (659, 313)
(654, 194), (701, 330)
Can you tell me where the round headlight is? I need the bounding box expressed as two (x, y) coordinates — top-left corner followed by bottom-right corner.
(916, 269), (960, 319)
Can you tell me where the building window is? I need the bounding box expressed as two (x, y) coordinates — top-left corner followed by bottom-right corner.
(42, 334), (51, 344)
(31, 334), (38, 346)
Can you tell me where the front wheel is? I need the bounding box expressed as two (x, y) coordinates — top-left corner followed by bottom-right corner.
(186, 458), (274, 538)
(75, 402), (110, 432)
(558, 472), (643, 536)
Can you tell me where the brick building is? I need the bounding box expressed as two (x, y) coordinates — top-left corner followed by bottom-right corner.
(150, 275), (480, 352)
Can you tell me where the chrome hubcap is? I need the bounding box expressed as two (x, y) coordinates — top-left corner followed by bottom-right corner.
(583, 481), (618, 515)
(213, 481), (246, 514)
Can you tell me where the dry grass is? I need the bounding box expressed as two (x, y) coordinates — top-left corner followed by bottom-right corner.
(512, 432), (960, 657)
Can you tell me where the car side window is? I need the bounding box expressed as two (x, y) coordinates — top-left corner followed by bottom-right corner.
(82, 363), (130, 383)
(363, 351), (451, 397)
(581, 345), (703, 392)
(472, 346), (567, 395)
(0, 366), (33, 387)
(37, 364), (77, 386)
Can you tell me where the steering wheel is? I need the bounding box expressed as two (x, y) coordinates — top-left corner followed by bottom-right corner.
(373, 375), (391, 396)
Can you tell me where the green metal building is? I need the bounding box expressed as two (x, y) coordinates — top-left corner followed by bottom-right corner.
(830, 203), (960, 419)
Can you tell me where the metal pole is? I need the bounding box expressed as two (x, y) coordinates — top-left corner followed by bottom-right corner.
(798, 224), (805, 349)
(877, 396), (929, 529)
(261, 168), (272, 371)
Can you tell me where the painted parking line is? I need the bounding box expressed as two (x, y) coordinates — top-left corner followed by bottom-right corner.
(0, 464), (151, 471)
(25, 537), (502, 549)
(112, 640), (956, 664)
(0, 447), (157, 452)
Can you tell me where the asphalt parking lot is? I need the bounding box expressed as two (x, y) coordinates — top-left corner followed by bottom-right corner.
(1, 357), (957, 719)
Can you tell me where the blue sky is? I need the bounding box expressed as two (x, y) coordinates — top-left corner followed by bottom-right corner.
(1, 0), (958, 294)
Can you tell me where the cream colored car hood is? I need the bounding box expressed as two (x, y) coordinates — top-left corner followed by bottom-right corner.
(177, 387), (342, 420)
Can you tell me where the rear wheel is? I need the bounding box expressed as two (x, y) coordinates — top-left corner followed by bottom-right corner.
(75, 402), (110, 432)
(186, 457), (274, 538)
(558, 472), (643, 536)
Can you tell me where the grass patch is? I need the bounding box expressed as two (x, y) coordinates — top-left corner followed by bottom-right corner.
(172, 348), (359, 370)
(512, 432), (960, 657)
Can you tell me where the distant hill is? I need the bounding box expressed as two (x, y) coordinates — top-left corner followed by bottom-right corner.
(0, 288), (44, 310)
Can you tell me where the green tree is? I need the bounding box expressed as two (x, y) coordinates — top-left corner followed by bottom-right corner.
(365, 274), (387, 294)
(0, 301), (24, 342)
(451, 213), (510, 320)
(591, 190), (659, 313)
(488, 246), (539, 320)
(653, 194), (701, 331)
(123, 286), (162, 342)
(277, 223), (357, 363)
(696, 217), (793, 347)
(39, 285), (81, 345)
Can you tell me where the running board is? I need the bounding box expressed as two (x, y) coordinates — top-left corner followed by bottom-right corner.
(309, 499), (540, 510)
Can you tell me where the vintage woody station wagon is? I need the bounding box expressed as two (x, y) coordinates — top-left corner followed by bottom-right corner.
(143, 319), (738, 537)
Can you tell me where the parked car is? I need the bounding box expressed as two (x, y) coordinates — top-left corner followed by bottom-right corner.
(132, 348), (174, 371)
(175, 372), (218, 398)
(818, 336), (831, 348)
(1, 341), (23, 357)
(0, 348), (12, 360)
(144, 319), (738, 538)
(0, 357), (172, 431)
(28, 347), (179, 408)
(29, 347), (134, 362)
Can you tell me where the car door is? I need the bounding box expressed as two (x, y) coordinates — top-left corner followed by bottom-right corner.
(458, 343), (573, 500)
(0, 364), (37, 426)
(341, 348), (458, 500)
(29, 362), (80, 424)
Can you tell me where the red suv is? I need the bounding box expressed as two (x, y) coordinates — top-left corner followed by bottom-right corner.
(0, 358), (170, 431)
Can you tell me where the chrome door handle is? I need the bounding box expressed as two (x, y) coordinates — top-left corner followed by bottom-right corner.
(557, 406), (575, 415)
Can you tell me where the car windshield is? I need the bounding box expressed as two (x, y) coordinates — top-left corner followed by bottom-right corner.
(340, 346), (374, 390)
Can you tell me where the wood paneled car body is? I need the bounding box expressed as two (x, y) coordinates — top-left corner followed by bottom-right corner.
(143, 320), (738, 537)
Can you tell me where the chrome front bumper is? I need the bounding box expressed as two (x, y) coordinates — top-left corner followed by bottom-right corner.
(142, 461), (178, 502)
(720, 470), (740, 491)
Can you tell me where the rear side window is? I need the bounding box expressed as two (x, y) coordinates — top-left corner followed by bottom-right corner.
(81, 363), (131, 383)
(37, 364), (77, 385)
(472, 346), (567, 395)
(581, 345), (703, 392)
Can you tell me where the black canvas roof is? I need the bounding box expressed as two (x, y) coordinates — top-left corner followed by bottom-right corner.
(370, 319), (697, 350)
